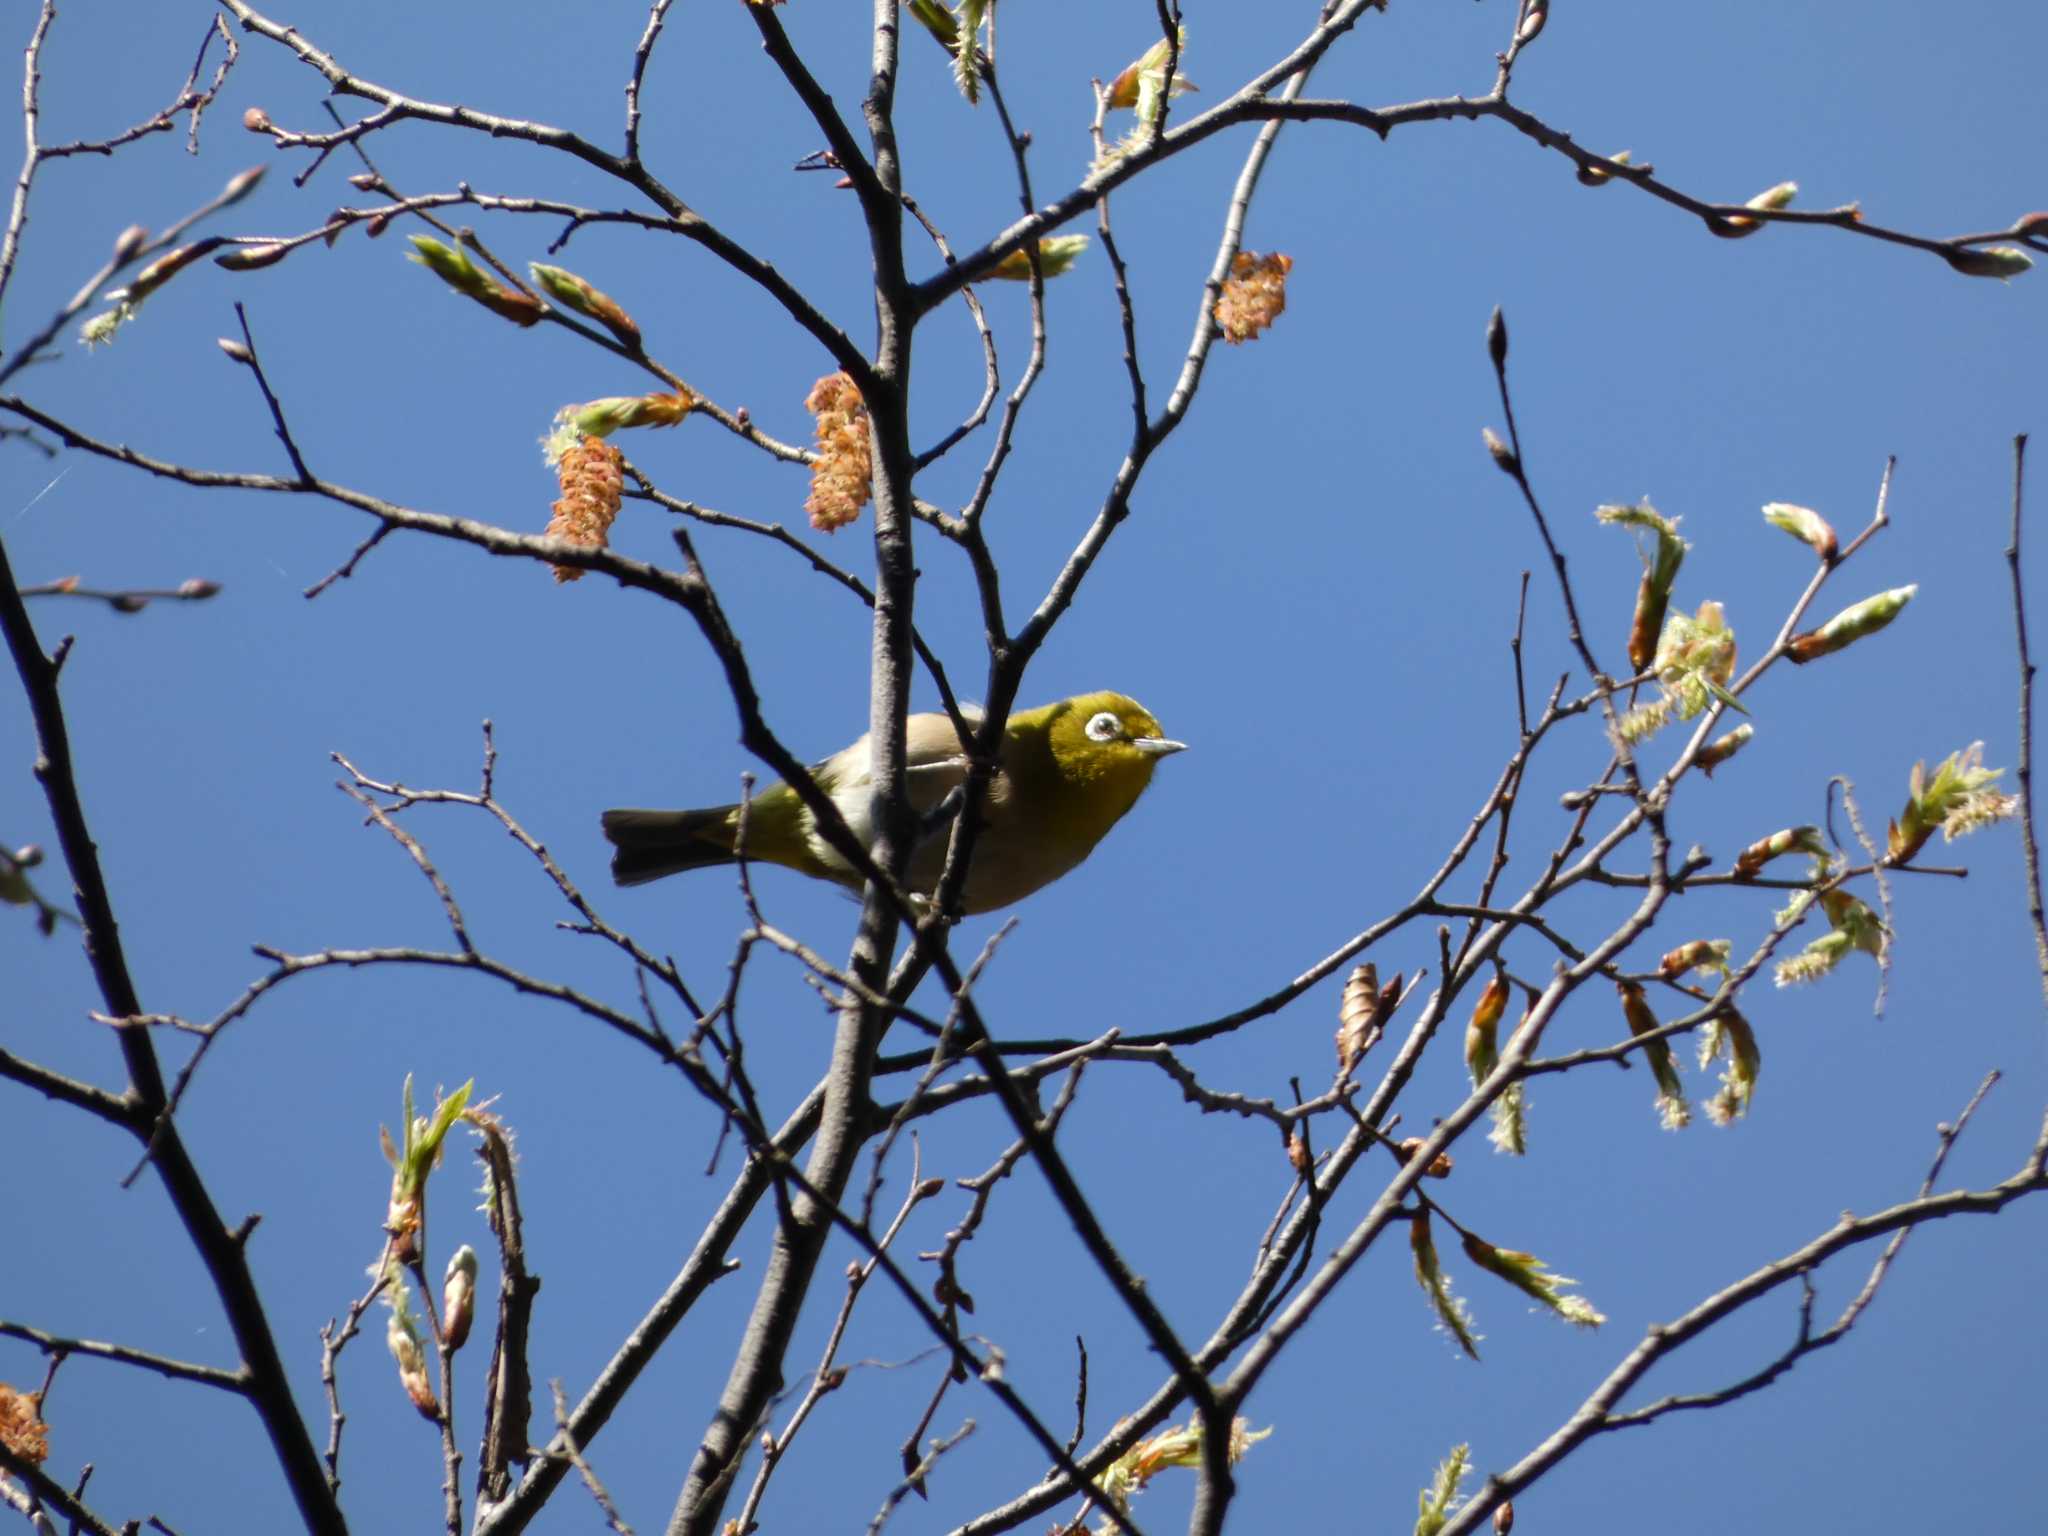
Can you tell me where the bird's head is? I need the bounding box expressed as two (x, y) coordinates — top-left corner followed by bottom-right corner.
(1039, 691), (1187, 787)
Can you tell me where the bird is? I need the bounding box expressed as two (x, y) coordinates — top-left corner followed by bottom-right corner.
(602, 690), (1185, 914)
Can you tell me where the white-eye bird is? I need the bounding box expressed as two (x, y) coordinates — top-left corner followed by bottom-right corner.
(603, 690), (1185, 914)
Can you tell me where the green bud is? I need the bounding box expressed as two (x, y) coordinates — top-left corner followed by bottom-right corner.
(572, 397), (644, 438)
(1819, 889), (1886, 957)
(1761, 501), (1837, 560)
(529, 263), (641, 347)
(1106, 27), (1194, 110)
(1700, 1010), (1761, 1124)
(1598, 500), (1688, 672)
(1459, 1233), (1604, 1327)
(408, 235), (490, 295)
(1657, 939), (1731, 981)
(1889, 743), (2016, 861)
(1696, 722), (1753, 776)
(1409, 1216), (1480, 1359)
(904, 0), (959, 49)
(1944, 244), (2034, 282)
(1734, 825), (1828, 878)
(409, 238), (542, 326)
(1785, 584), (1916, 664)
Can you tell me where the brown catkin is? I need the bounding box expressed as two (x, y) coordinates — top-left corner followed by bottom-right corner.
(804, 371), (872, 532)
(1214, 251), (1293, 343)
(545, 436), (625, 581)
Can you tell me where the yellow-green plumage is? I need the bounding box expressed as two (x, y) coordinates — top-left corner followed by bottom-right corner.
(602, 690), (1183, 914)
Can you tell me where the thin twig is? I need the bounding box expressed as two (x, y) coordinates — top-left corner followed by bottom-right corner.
(2005, 434), (2048, 1008)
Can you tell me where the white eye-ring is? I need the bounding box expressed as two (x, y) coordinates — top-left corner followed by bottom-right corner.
(1084, 710), (1122, 743)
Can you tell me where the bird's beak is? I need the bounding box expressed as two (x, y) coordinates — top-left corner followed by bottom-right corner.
(1132, 736), (1187, 757)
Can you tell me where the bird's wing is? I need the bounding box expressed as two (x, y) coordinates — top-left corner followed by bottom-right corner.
(904, 709), (977, 765)
(808, 713), (973, 815)
(903, 711), (972, 814)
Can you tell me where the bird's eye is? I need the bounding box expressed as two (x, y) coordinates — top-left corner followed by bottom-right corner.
(1084, 710), (1122, 743)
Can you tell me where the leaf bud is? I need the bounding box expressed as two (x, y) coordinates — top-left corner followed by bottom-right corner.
(441, 1244), (478, 1352)
(529, 262), (642, 348)
(1706, 183), (1795, 239)
(480, 287), (544, 326)
(1695, 722), (1753, 776)
(126, 237), (226, 302)
(1482, 427), (1518, 474)
(1335, 962), (1388, 1070)
(111, 224), (148, 263)
(242, 106), (273, 133)
(110, 593), (149, 614)
(1943, 244), (2034, 282)
(215, 243), (290, 272)
(1495, 1502), (1516, 1535)
(1700, 1010), (1761, 1124)
(1460, 1233), (1605, 1326)
(176, 578), (223, 599)
(1760, 501), (1837, 560)
(1577, 149), (1631, 187)
(1888, 743), (2016, 862)
(220, 165), (267, 206)
(409, 235), (489, 293)
(1105, 28), (1194, 111)
(386, 1307), (439, 1420)
(904, 0), (960, 50)
(1657, 939), (1730, 981)
(1597, 501), (1687, 673)
(409, 236), (542, 326)
(217, 337), (253, 365)
(1732, 825), (1827, 878)
(1486, 305), (1507, 369)
(1464, 972), (1508, 1084)
(1785, 585), (1915, 664)
(1618, 980), (1688, 1129)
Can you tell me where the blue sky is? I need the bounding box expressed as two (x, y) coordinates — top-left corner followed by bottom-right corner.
(4, 3), (2044, 1534)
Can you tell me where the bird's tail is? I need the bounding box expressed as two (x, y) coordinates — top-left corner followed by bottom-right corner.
(601, 806), (739, 887)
